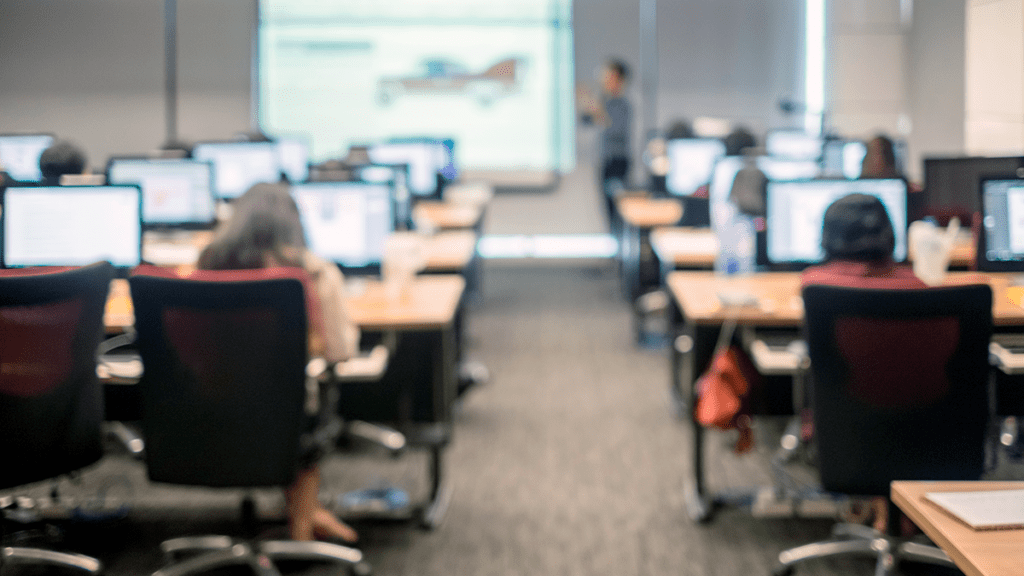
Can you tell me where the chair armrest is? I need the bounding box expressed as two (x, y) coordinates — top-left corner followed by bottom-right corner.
(990, 342), (1024, 374)
(334, 345), (390, 382)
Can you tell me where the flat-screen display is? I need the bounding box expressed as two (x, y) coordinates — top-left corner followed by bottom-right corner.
(766, 178), (908, 265)
(708, 156), (822, 230)
(665, 138), (726, 196)
(290, 182), (393, 268)
(923, 156), (1024, 221)
(822, 139), (866, 179)
(106, 158), (216, 227)
(257, 0), (575, 174)
(2, 185), (142, 268)
(979, 177), (1024, 272)
(367, 142), (445, 196)
(192, 141), (281, 200)
(765, 130), (824, 162)
(276, 136), (310, 183)
(0, 134), (54, 182)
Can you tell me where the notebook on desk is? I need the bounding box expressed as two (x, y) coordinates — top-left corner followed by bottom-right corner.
(925, 489), (1024, 531)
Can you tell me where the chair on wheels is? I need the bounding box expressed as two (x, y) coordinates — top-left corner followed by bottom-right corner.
(129, 266), (367, 576)
(773, 284), (993, 576)
(0, 262), (114, 574)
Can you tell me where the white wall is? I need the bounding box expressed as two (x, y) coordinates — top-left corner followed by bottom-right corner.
(965, 0), (1024, 155)
(0, 0), (974, 183)
(0, 0), (254, 168)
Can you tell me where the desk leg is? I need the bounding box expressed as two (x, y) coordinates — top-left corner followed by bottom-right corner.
(683, 323), (720, 523)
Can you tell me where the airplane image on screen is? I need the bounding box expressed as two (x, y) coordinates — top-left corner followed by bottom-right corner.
(377, 57), (524, 106)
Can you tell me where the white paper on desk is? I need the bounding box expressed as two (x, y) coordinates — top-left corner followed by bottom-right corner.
(142, 243), (200, 266)
(925, 489), (1024, 530)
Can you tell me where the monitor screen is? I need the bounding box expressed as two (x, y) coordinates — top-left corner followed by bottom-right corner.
(822, 139), (866, 179)
(2, 185), (142, 268)
(276, 136), (310, 183)
(107, 158), (215, 226)
(923, 156), (1024, 221)
(290, 182), (394, 268)
(0, 134), (54, 182)
(708, 156), (822, 230)
(766, 178), (908, 265)
(765, 130), (824, 162)
(979, 178), (1024, 271)
(192, 141), (281, 200)
(665, 138), (726, 196)
(367, 142), (444, 196)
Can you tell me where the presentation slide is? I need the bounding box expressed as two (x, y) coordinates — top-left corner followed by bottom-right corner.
(258, 0), (574, 172)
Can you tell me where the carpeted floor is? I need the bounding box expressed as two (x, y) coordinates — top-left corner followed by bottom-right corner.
(4, 263), (973, 575)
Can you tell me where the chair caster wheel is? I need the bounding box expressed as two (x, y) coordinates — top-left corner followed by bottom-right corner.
(352, 561), (372, 576)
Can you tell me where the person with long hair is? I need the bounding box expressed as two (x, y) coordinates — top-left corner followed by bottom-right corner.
(198, 182), (359, 543)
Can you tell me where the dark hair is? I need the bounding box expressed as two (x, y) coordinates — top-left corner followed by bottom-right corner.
(39, 141), (87, 185)
(666, 120), (694, 140)
(861, 134), (899, 179)
(606, 59), (630, 82)
(723, 127), (757, 156)
(198, 182), (306, 271)
(821, 193), (896, 262)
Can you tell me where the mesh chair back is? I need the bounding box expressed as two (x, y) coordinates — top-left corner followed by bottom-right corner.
(0, 263), (114, 488)
(802, 284), (993, 496)
(129, 268), (310, 488)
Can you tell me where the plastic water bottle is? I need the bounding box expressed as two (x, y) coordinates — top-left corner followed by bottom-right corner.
(715, 212), (756, 276)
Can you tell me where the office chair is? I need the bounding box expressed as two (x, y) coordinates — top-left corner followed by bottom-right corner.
(773, 284), (993, 576)
(0, 262), (114, 574)
(129, 266), (368, 576)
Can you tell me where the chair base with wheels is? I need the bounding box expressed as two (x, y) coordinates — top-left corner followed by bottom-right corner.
(772, 503), (956, 576)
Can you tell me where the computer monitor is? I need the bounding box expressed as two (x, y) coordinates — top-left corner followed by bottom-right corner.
(353, 164), (410, 229)
(290, 182), (394, 269)
(367, 142), (444, 197)
(106, 158), (216, 228)
(766, 178), (908, 266)
(922, 156), (1024, 222)
(2, 185), (142, 269)
(978, 177), (1024, 272)
(822, 139), (867, 179)
(0, 134), (54, 183)
(708, 156), (822, 228)
(665, 138), (726, 196)
(192, 141), (281, 200)
(765, 129), (824, 162)
(276, 136), (310, 183)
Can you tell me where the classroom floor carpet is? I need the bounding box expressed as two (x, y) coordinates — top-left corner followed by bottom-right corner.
(4, 263), (981, 576)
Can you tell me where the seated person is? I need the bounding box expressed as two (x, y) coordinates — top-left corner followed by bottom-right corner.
(197, 183), (360, 543)
(800, 191), (924, 532)
(39, 140), (89, 186)
(802, 193), (924, 289)
(859, 134), (900, 180)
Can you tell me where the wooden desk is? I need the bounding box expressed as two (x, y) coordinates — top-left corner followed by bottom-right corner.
(615, 197), (684, 303)
(666, 271), (1024, 327)
(422, 230), (478, 273)
(105, 275), (465, 334)
(892, 481), (1024, 576)
(142, 230), (475, 274)
(666, 270), (1024, 522)
(412, 201), (484, 231)
(650, 227), (717, 270)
